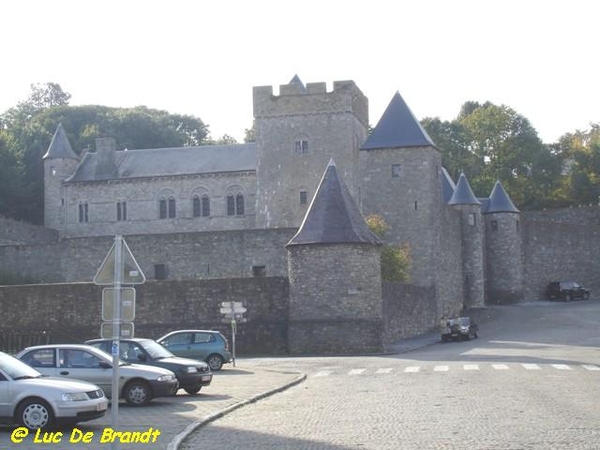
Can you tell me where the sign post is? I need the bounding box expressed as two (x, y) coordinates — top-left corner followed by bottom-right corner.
(219, 301), (246, 367)
(94, 236), (145, 449)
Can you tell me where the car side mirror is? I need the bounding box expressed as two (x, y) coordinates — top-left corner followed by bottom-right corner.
(99, 361), (112, 369)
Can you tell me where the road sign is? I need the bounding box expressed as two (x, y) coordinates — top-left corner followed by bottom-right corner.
(100, 322), (135, 339)
(102, 288), (136, 321)
(94, 237), (146, 285)
(220, 301), (247, 314)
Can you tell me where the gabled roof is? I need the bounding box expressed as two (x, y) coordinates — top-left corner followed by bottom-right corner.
(484, 181), (520, 214)
(42, 123), (79, 160)
(441, 168), (456, 203)
(286, 159), (382, 247)
(361, 91), (436, 150)
(66, 143), (256, 182)
(448, 173), (481, 206)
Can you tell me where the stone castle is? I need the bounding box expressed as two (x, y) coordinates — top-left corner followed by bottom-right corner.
(1, 76), (598, 354)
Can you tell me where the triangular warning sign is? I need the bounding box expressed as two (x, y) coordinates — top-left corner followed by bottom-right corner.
(93, 237), (146, 285)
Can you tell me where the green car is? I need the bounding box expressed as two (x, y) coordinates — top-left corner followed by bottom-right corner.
(157, 330), (233, 371)
(85, 338), (213, 395)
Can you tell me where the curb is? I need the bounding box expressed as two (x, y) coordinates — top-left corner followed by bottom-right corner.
(167, 371), (307, 450)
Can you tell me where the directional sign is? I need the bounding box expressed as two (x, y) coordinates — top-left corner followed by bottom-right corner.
(94, 238), (146, 285)
(102, 288), (135, 321)
(100, 322), (135, 339)
(220, 301), (247, 314)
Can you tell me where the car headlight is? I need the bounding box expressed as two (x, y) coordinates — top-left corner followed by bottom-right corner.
(62, 392), (89, 402)
(185, 366), (198, 373)
(157, 374), (176, 382)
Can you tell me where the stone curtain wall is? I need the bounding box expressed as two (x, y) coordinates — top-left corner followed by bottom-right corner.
(382, 282), (437, 344)
(0, 217), (58, 245)
(0, 277), (290, 355)
(523, 220), (600, 300)
(0, 228), (296, 284)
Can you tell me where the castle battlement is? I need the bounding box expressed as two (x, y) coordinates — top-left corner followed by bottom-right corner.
(253, 79), (368, 127)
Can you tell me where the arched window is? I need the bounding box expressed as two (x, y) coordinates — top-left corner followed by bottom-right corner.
(168, 197), (176, 218)
(236, 194), (244, 215)
(227, 194), (235, 216)
(159, 198), (167, 219)
(193, 196), (201, 217)
(193, 194), (211, 217)
(202, 194), (210, 217)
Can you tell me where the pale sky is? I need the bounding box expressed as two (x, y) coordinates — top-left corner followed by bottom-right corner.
(2, 0), (598, 144)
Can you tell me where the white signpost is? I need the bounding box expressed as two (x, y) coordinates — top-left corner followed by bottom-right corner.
(94, 236), (145, 449)
(219, 301), (246, 367)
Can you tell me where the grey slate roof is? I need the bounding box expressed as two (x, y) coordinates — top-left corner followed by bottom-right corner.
(289, 74), (306, 91)
(43, 123), (79, 160)
(361, 92), (436, 150)
(286, 159), (382, 247)
(448, 173), (481, 206)
(484, 181), (520, 214)
(66, 143), (256, 182)
(441, 168), (456, 203)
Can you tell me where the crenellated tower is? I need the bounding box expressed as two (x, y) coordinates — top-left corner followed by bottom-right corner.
(449, 173), (485, 309)
(43, 123), (80, 230)
(484, 181), (524, 303)
(254, 76), (369, 228)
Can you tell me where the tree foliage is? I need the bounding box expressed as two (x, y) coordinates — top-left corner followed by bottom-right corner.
(365, 214), (412, 282)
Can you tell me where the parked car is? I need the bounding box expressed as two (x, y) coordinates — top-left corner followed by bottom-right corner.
(85, 338), (212, 395)
(0, 350), (107, 430)
(546, 281), (590, 301)
(157, 330), (233, 371)
(441, 317), (478, 342)
(16, 344), (178, 406)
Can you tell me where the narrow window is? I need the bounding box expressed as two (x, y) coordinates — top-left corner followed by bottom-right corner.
(294, 140), (309, 155)
(227, 194), (235, 216)
(159, 198), (167, 219)
(117, 201), (127, 221)
(414, 201), (418, 210)
(516, 220), (520, 232)
(491, 220), (498, 232)
(468, 212), (476, 226)
(154, 264), (167, 280)
(300, 190), (308, 205)
(50, 166), (56, 176)
(236, 194), (245, 215)
(193, 196), (201, 217)
(202, 195), (210, 217)
(78, 203), (83, 223)
(392, 164), (402, 178)
(79, 202), (89, 223)
(168, 197), (176, 218)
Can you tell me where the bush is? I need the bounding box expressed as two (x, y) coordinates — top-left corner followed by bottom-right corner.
(365, 214), (412, 282)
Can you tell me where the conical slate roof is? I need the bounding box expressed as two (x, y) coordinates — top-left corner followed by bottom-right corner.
(286, 159), (382, 247)
(289, 74), (306, 92)
(448, 173), (481, 206)
(441, 168), (457, 203)
(43, 123), (79, 160)
(484, 181), (519, 214)
(361, 92), (436, 150)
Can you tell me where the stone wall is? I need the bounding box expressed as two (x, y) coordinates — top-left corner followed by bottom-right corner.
(0, 217), (58, 246)
(523, 220), (600, 300)
(0, 228), (296, 283)
(0, 277), (290, 355)
(383, 282), (437, 344)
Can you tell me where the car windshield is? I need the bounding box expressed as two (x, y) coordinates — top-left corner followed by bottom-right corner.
(0, 352), (42, 380)
(139, 340), (175, 359)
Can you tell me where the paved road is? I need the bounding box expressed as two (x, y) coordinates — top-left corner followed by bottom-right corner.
(180, 300), (600, 450)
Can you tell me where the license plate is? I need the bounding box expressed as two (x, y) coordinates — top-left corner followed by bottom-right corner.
(201, 376), (211, 382)
(97, 401), (108, 411)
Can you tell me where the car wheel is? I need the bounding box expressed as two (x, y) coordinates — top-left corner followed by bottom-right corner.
(565, 293), (571, 302)
(184, 387), (201, 395)
(123, 380), (152, 406)
(207, 354), (224, 371)
(17, 398), (54, 430)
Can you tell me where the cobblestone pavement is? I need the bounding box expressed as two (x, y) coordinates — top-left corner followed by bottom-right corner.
(0, 366), (305, 450)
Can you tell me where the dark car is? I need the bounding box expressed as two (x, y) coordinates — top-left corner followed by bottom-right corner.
(158, 330), (233, 371)
(546, 281), (590, 301)
(85, 338), (212, 395)
(441, 317), (478, 342)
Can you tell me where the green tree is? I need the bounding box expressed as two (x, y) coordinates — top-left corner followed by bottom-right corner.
(365, 214), (411, 282)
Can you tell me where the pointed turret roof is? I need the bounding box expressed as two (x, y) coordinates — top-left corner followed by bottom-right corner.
(441, 167), (457, 203)
(289, 74), (306, 92)
(42, 123), (79, 160)
(484, 181), (520, 214)
(361, 92), (436, 150)
(448, 173), (481, 206)
(286, 159), (382, 247)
